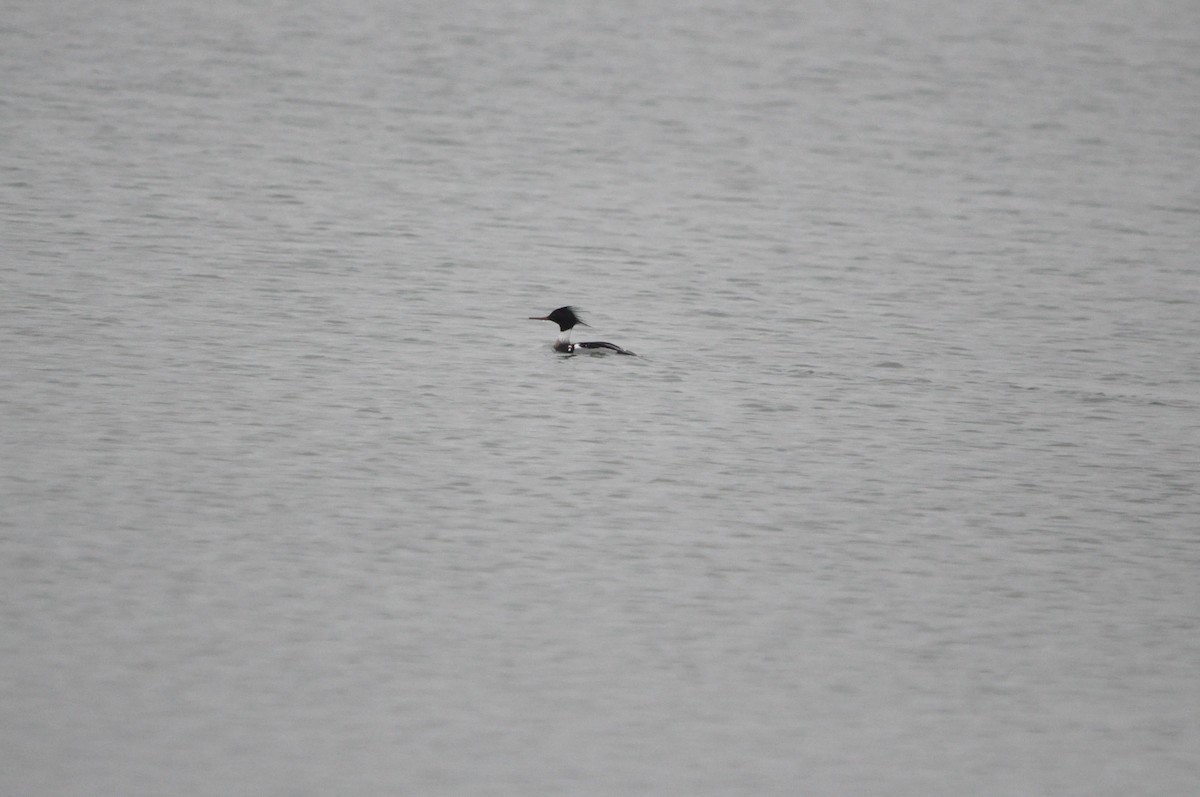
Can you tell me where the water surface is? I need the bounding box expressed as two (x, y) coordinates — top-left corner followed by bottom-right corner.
(3, 0), (1198, 794)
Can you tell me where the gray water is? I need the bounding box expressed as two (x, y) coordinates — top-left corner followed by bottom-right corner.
(3, 0), (1199, 794)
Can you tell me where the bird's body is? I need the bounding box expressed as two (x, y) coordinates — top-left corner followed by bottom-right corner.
(529, 306), (636, 356)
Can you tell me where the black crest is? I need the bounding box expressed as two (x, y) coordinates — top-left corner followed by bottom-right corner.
(539, 306), (588, 332)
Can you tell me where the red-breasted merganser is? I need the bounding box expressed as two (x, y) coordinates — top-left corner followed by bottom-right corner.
(529, 306), (636, 355)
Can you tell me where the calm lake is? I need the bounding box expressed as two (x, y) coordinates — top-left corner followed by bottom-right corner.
(3, 0), (1198, 794)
